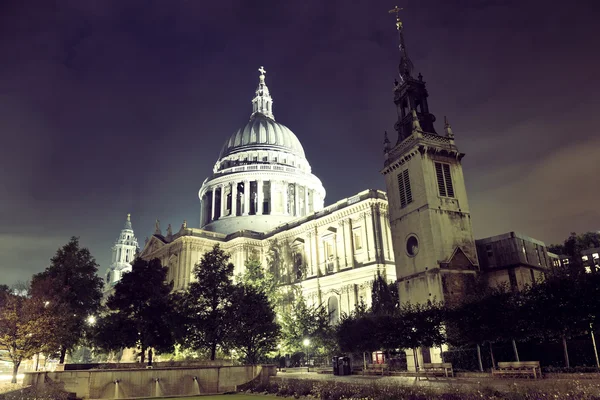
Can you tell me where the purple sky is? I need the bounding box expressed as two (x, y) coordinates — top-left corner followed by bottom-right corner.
(1, 0), (599, 285)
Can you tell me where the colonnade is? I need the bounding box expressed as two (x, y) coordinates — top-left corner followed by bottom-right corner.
(201, 180), (318, 226)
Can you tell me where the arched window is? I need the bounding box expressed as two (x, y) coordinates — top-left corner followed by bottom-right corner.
(328, 296), (339, 325)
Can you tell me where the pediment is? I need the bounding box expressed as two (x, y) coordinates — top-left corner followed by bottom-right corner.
(440, 246), (476, 271)
(139, 235), (167, 258)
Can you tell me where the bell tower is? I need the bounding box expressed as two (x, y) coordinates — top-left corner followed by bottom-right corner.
(382, 7), (479, 308)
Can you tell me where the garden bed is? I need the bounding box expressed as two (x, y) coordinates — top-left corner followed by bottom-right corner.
(239, 377), (600, 399)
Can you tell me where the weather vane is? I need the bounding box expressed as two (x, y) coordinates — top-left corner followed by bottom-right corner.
(388, 5), (403, 30)
(258, 66), (266, 84)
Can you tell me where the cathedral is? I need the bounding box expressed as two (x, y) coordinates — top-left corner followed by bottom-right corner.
(136, 66), (395, 321)
(105, 9), (553, 367)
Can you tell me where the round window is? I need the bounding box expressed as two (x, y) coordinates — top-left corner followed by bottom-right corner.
(406, 235), (419, 257)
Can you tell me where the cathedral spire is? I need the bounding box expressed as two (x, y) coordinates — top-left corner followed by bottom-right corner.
(251, 66), (275, 120)
(389, 6), (414, 82)
(124, 213), (132, 230)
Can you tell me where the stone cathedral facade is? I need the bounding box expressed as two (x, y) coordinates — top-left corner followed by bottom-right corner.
(139, 68), (396, 320)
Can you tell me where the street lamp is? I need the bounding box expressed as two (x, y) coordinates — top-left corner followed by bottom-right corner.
(303, 338), (310, 372)
(87, 315), (97, 326)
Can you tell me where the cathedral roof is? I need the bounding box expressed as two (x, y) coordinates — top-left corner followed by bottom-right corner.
(218, 114), (305, 159)
(218, 66), (306, 160)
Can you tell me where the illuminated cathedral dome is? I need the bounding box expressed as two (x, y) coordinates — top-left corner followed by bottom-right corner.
(199, 67), (325, 234)
(219, 115), (306, 160)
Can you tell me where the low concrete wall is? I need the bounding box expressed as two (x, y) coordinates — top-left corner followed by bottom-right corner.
(24, 364), (276, 399)
(62, 360), (232, 371)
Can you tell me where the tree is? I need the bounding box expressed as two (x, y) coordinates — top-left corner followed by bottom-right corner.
(549, 231), (600, 273)
(371, 272), (398, 315)
(0, 288), (51, 383)
(30, 237), (104, 363)
(524, 274), (589, 367)
(181, 244), (236, 360)
(279, 295), (336, 356)
(266, 239), (294, 284)
(238, 251), (280, 306)
(94, 257), (175, 365)
(229, 285), (280, 364)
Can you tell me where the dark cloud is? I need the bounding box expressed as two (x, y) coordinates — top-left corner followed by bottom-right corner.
(0, 0), (598, 285)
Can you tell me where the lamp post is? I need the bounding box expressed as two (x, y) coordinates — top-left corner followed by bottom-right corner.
(303, 338), (310, 373)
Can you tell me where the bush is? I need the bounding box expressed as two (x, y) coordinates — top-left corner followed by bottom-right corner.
(241, 378), (600, 400)
(0, 382), (75, 400)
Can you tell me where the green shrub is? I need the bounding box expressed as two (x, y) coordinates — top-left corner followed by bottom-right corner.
(243, 378), (600, 400)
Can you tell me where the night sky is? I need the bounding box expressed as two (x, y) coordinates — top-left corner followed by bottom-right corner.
(1, 0), (599, 285)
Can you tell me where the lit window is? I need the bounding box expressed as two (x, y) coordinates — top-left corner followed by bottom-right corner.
(583, 255), (589, 261)
(563, 259), (570, 265)
(593, 253), (599, 260)
(435, 162), (455, 197)
(397, 169), (413, 208)
(353, 229), (363, 251)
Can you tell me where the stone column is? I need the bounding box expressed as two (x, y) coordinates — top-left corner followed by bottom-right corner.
(243, 180), (250, 216)
(211, 187), (217, 221)
(231, 181), (238, 216)
(304, 186), (309, 215)
(257, 180), (263, 215)
(294, 183), (300, 217)
(314, 227), (320, 277)
(363, 212), (372, 261)
(282, 181), (289, 215)
(339, 220), (348, 268)
(348, 218), (356, 268)
(220, 183), (226, 217)
(333, 232), (340, 272)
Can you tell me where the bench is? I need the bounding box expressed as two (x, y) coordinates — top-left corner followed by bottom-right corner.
(418, 362), (454, 379)
(363, 363), (390, 376)
(492, 361), (542, 379)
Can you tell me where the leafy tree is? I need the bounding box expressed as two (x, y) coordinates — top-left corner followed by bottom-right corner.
(371, 272), (398, 315)
(524, 274), (589, 367)
(0, 288), (52, 383)
(266, 239), (294, 284)
(181, 244), (236, 360)
(549, 231), (600, 273)
(238, 251), (280, 306)
(337, 314), (380, 354)
(279, 295), (335, 356)
(30, 237), (104, 363)
(229, 285), (280, 364)
(94, 257), (175, 365)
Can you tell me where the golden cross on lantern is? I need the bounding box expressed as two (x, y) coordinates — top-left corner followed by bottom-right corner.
(258, 66), (266, 75)
(388, 5), (404, 30)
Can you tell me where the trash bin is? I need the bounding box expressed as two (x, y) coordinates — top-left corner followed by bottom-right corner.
(342, 356), (351, 376)
(332, 357), (339, 375)
(338, 357), (346, 376)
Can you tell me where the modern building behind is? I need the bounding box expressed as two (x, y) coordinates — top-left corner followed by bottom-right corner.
(475, 232), (550, 291)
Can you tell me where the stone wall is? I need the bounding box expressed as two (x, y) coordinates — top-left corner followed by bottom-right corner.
(24, 364), (276, 399)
